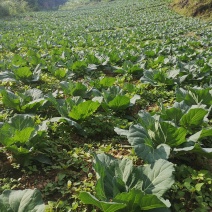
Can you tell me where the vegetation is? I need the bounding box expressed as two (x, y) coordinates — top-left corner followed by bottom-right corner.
(0, 0), (28, 16)
(1, 0), (212, 19)
(0, 0), (212, 211)
(25, 0), (69, 10)
(0, 0), (68, 17)
(171, 0), (212, 19)
(59, 0), (115, 10)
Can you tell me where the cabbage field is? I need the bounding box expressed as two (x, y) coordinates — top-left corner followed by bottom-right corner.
(0, 0), (212, 211)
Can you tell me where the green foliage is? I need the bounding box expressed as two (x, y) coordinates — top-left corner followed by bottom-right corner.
(80, 153), (174, 211)
(60, 81), (88, 97)
(0, 114), (48, 164)
(69, 100), (100, 120)
(99, 77), (116, 88)
(0, 0), (211, 211)
(140, 69), (181, 86)
(107, 95), (130, 111)
(0, 0), (28, 17)
(176, 87), (212, 107)
(0, 0), (69, 17)
(80, 192), (126, 212)
(0, 88), (47, 113)
(0, 189), (45, 212)
(0, 66), (41, 83)
(116, 100), (212, 163)
(166, 165), (212, 211)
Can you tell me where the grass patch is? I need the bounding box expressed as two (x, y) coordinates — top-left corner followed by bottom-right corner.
(171, 0), (212, 20)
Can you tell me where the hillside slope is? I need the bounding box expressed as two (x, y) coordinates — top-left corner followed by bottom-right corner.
(171, 0), (212, 19)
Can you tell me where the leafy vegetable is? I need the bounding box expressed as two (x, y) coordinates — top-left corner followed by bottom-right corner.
(79, 192), (126, 212)
(80, 153), (174, 211)
(116, 101), (211, 162)
(140, 69), (180, 86)
(108, 95), (130, 111)
(60, 81), (87, 97)
(0, 88), (47, 113)
(0, 189), (45, 212)
(69, 100), (100, 120)
(176, 87), (212, 107)
(0, 114), (47, 164)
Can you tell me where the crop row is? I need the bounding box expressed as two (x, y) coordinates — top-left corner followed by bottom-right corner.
(0, 0), (212, 211)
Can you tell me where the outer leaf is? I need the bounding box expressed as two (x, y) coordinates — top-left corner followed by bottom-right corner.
(174, 129), (212, 158)
(93, 154), (174, 200)
(99, 77), (116, 88)
(141, 159), (175, 196)
(60, 81), (87, 96)
(138, 111), (187, 147)
(9, 114), (35, 130)
(176, 87), (212, 106)
(24, 89), (44, 100)
(32, 65), (41, 82)
(12, 54), (27, 66)
(199, 128), (212, 138)
(1, 89), (46, 113)
(93, 153), (128, 200)
(176, 87), (189, 103)
(114, 189), (167, 211)
(71, 60), (87, 71)
(21, 89), (46, 112)
(0, 71), (16, 82)
(1, 90), (21, 111)
(54, 68), (67, 79)
(0, 189), (45, 212)
(114, 127), (129, 137)
(191, 144), (212, 158)
(167, 69), (180, 79)
(137, 110), (155, 129)
(136, 144), (170, 164)
(126, 125), (171, 163)
(79, 192), (126, 212)
(13, 67), (33, 80)
(108, 95), (130, 111)
(102, 86), (124, 103)
(47, 93), (79, 117)
(72, 82), (87, 96)
(47, 93), (67, 117)
(12, 127), (35, 143)
(187, 129), (212, 143)
(160, 107), (183, 125)
(152, 122), (187, 147)
(22, 99), (46, 112)
(174, 144), (212, 159)
(140, 70), (174, 86)
(0, 114), (47, 160)
(69, 100), (100, 120)
(140, 69), (157, 85)
(180, 108), (208, 128)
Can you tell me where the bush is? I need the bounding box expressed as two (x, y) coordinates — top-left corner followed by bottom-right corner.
(0, 0), (29, 17)
(0, 4), (9, 16)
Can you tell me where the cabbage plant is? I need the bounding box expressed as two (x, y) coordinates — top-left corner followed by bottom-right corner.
(0, 88), (47, 113)
(0, 114), (48, 165)
(116, 101), (212, 163)
(0, 189), (45, 212)
(80, 153), (174, 212)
